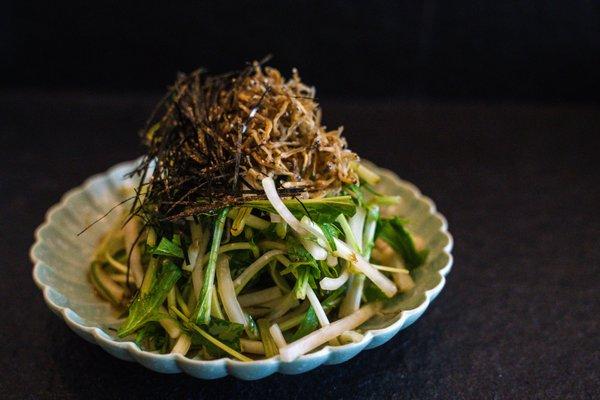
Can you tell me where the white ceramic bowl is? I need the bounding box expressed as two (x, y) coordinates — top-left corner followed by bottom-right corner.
(31, 159), (453, 380)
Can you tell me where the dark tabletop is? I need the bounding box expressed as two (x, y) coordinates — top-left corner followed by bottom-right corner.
(1, 92), (598, 399)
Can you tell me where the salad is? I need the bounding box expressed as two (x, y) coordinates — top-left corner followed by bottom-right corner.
(88, 61), (428, 362)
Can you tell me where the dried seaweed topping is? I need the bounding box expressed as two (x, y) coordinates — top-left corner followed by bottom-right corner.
(131, 61), (358, 223)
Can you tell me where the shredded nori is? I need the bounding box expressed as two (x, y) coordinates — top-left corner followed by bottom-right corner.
(128, 60), (358, 227)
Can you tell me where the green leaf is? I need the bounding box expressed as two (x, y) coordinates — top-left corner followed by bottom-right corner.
(293, 266), (311, 300)
(318, 259), (338, 278)
(118, 262), (182, 337)
(290, 287), (345, 341)
(258, 318), (279, 357)
(319, 222), (340, 251)
(285, 235), (314, 264)
(228, 249), (256, 280)
(168, 306), (250, 361)
(244, 313), (260, 340)
(134, 321), (168, 352)
(172, 234), (182, 247)
(244, 196), (356, 223)
(191, 207), (229, 325)
(281, 261), (320, 283)
(152, 236), (184, 259)
(281, 236), (323, 298)
(342, 184), (365, 207)
(363, 280), (389, 302)
(290, 306), (319, 341)
(191, 317), (244, 357)
(206, 318), (245, 344)
(376, 217), (428, 269)
(322, 287), (346, 308)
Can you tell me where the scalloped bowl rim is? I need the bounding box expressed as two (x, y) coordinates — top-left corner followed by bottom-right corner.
(30, 159), (453, 379)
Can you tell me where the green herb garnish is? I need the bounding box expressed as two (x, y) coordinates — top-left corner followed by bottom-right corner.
(376, 217), (428, 269)
(118, 262), (181, 337)
(245, 196), (356, 223)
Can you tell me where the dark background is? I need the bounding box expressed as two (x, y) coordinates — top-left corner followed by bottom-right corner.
(3, 1), (600, 101)
(1, 1), (599, 399)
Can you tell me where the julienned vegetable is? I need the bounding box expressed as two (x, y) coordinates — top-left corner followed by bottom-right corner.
(87, 62), (428, 362)
(91, 168), (426, 361)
